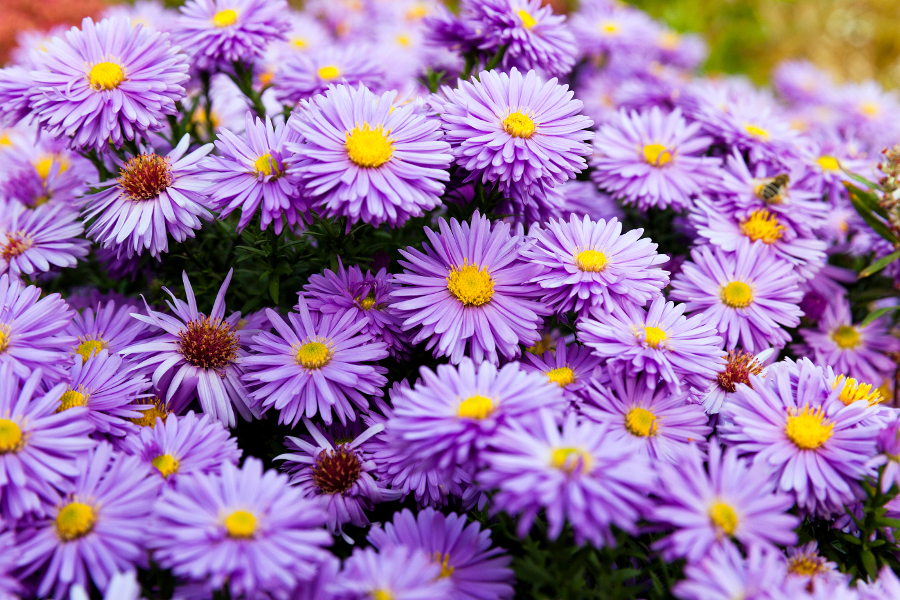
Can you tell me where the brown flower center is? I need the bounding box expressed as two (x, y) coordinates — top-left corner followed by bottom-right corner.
(118, 154), (173, 201)
(178, 317), (239, 369)
(311, 444), (362, 495)
(716, 349), (763, 393)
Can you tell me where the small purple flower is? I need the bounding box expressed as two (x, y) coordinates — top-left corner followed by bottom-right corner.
(568, 1), (656, 59)
(331, 546), (452, 600)
(273, 45), (385, 104)
(673, 543), (790, 600)
(67, 298), (149, 363)
(784, 541), (842, 589)
(0, 65), (35, 126)
(0, 203), (89, 278)
(773, 60), (836, 106)
(697, 348), (776, 415)
(0, 141), (95, 208)
(520, 341), (601, 405)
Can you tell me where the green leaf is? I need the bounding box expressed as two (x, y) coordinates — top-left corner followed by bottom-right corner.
(874, 516), (900, 529)
(848, 184), (890, 219)
(860, 251), (900, 279)
(845, 171), (885, 192)
(862, 304), (900, 326)
(849, 191), (898, 244)
(268, 278), (279, 304)
(861, 549), (878, 579)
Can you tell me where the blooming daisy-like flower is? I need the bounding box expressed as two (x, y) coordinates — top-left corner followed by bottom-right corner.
(391, 212), (548, 364)
(858, 566), (900, 600)
(0, 142), (95, 208)
(796, 300), (899, 385)
(673, 544), (790, 600)
(670, 239), (803, 353)
(773, 60), (836, 105)
(30, 17), (188, 152)
(520, 341), (601, 405)
(0, 203), (89, 278)
(273, 44), (385, 104)
(568, 1), (655, 59)
(651, 442), (798, 562)
(119, 411), (241, 484)
(204, 112), (305, 234)
(582, 370), (710, 463)
(277, 417), (399, 536)
(83, 135), (213, 260)
(288, 83), (452, 228)
(125, 270), (256, 428)
(331, 546), (452, 600)
(439, 68), (593, 198)
(697, 348), (776, 415)
(0, 365), (95, 520)
(523, 214), (669, 317)
(102, 0), (177, 32)
(784, 541), (842, 589)
(16, 442), (160, 600)
(480, 410), (653, 547)
(368, 507), (514, 600)
(67, 297), (148, 363)
(719, 358), (879, 515)
(147, 457), (332, 598)
(835, 81), (900, 153)
(0, 65), (35, 127)
(243, 300), (388, 426)
(0, 274), (74, 382)
(577, 296), (725, 392)
(590, 107), (718, 212)
(173, 0), (290, 71)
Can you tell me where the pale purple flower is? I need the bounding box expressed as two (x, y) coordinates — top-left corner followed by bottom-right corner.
(273, 44), (385, 104)
(520, 341), (601, 405)
(331, 546), (452, 600)
(673, 544), (790, 600)
(0, 203), (89, 278)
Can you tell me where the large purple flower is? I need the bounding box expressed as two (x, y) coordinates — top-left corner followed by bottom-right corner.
(0, 203), (89, 278)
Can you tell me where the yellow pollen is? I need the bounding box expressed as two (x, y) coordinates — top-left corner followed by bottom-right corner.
(502, 111), (535, 138)
(56, 502), (96, 541)
(458, 395), (493, 420)
(447, 262), (494, 306)
(0, 419), (22, 453)
(575, 249), (608, 272)
(395, 34), (410, 46)
(358, 293), (377, 310)
(785, 406), (834, 450)
(0, 326), (9, 353)
(831, 325), (860, 350)
(546, 367), (575, 388)
(406, 3), (428, 20)
(551, 447), (592, 473)
(57, 390), (86, 412)
(318, 65), (340, 80)
(434, 553), (455, 578)
(642, 143), (672, 166)
(625, 407), (658, 437)
(295, 341), (332, 369)
(212, 9), (238, 27)
(720, 281), (753, 309)
(527, 334), (556, 355)
(254, 153), (281, 177)
(517, 9), (536, 29)
(88, 61), (125, 91)
(788, 555), (827, 577)
(745, 124), (769, 139)
(641, 326), (667, 348)
(75, 339), (105, 362)
(659, 31), (680, 49)
(709, 502), (738, 536)
(291, 37), (307, 49)
(345, 124), (393, 168)
(740, 210), (784, 244)
(152, 454), (180, 478)
(833, 375), (883, 407)
(373, 591), (393, 600)
(817, 155), (840, 171)
(0, 134), (11, 146)
(600, 21), (619, 34)
(225, 510), (256, 538)
(861, 102), (880, 117)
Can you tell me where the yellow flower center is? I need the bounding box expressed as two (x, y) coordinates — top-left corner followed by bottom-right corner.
(291, 37), (307, 49)
(575, 249), (608, 272)
(720, 281), (753, 309)
(373, 591), (393, 600)
(546, 367), (575, 388)
(318, 65), (340, 80)
(395, 34), (411, 46)
(447, 262), (494, 306)
(358, 292), (377, 310)
(599, 21), (619, 34)
(434, 552), (455, 578)
(641, 326), (667, 348)
(517, 9), (536, 29)
(625, 407), (658, 437)
(831, 325), (860, 349)
(551, 447), (592, 473)
(0, 419), (22, 453)
(745, 124), (769, 139)
(131, 397), (168, 427)
(659, 31), (680, 49)
(345, 124), (393, 168)
(785, 406), (833, 450)
(526, 334), (555, 355)
(57, 389), (86, 412)
(861, 102), (880, 117)
(34, 154), (69, 180)
(817, 155), (840, 171)
(152, 454), (180, 478)
(833, 375), (883, 406)
(75, 339), (105, 363)
(502, 111), (535, 138)
(0, 326), (8, 353)
(788, 554), (828, 577)
(295, 340), (332, 369)
(56, 502), (96, 541)
(740, 210), (784, 244)
(642, 143), (672, 166)
(225, 510), (256, 538)
(458, 395), (493, 419)
(709, 502), (738, 535)
(254, 153), (281, 178)
(88, 61), (125, 91)
(405, 3), (428, 20)
(212, 8), (238, 27)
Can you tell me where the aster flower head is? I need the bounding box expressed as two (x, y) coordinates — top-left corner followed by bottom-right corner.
(439, 68), (593, 198)
(773, 60), (836, 106)
(83, 135), (213, 260)
(523, 214), (669, 317)
(0, 65), (35, 127)
(148, 457), (332, 598)
(577, 296), (726, 392)
(288, 83), (452, 228)
(16, 442), (160, 600)
(243, 300), (388, 426)
(480, 409), (654, 547)
(590, 107), (719, 212)
(173, 0), (290, 71)
(391, 212), (549, 365)
(520, 341), (601, 405)
(0, 203), (89, 278)
(273, 45), (385, 104)
(331, 546), (452, 600)
(67, 297), (149, 363)
(698, 348), (776, 415)
(102, 1), (177, 32)
(0, 141), (95, 208)
(785, 541), (841, 588)
(30, 17), (188, 152)
(568, 1), (656, 59)
(670, 238), (804, 353)
(674, 543), (790, 600)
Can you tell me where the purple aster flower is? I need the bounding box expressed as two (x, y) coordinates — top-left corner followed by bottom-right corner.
(67, 298), (149, 363)
(125, 270), (256, 428)
(0, 65), (35, 127)
(582, 370), (710, 463)
(773, 60), (836, 106)
(522, 213), (669, 317)
(590, 107), (718, 212)
(651, 441), (798, 562)
(30, 17), (188, 152)
(480, 409), (654, 547)
(331, 546), (452, 600)
(243, 300), (388, 426)
(0, 365), (94, 520)
(204, 112), (305, 234)
(438, 68), (593, 199)
(303, 259), (410, 358)
(16, 442), (160, 600)
(673, 544), (789, 600)
(0, 140), (96, 208)
(272, 44), (385, 104)
(367, 507), (514, 600)
(568, 1), (656, 58)
(288, 83), (451, 227)
(670, 238), (803, 353)
(0, 274), (74, 382)
(0, 203), (89, 278)
(119, 410), (241, 484)
(797, 140), (872, 207)
(719, 358), (879, 515)
(71, 570), (144, 600)
(835, 82), (900, 153)
(102, 1), (178, 32)
(83, 135), (213, 260)
(870, 420), (900, 494)
(173, 0), (290, 71)
(147, 457), (332, 598)
(520, 341), (601, 405)
(784, 541), (842, 589)
(697, 348), (777, 415)
(577, 296), (725, 392)
(858, 566), (900, 600)
(796, 299), (899, 385)
(391, 212), (549, 364)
